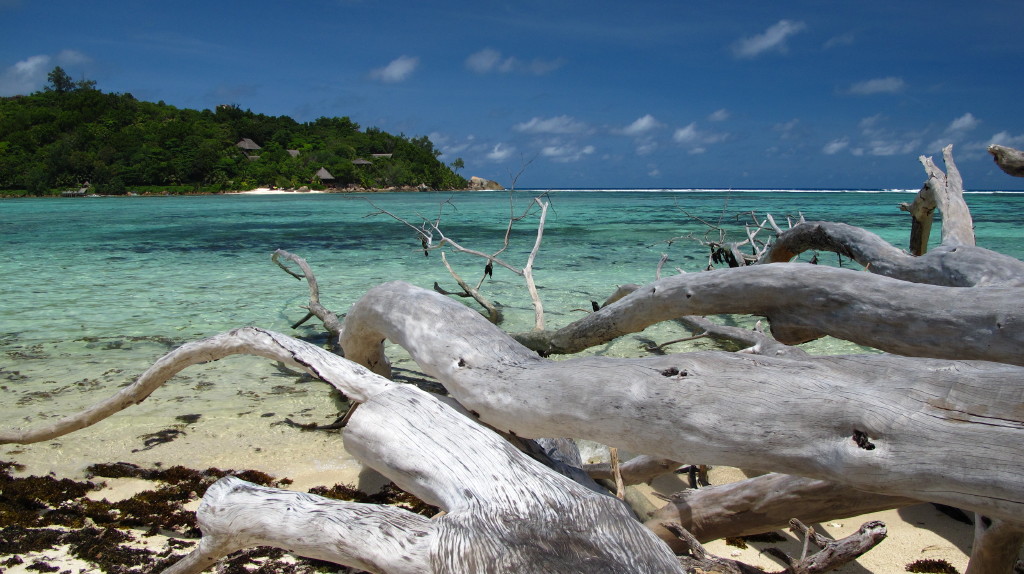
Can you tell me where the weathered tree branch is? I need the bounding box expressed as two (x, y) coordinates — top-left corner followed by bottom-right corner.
(767, 518), (887, 574)
(5, 329), (688, 573)
(989, 144), (1024, 178)
(964, 516), (1024, 574)
(900, 144), (975, 254)
(661, 521), (765, 574)
(163, 477), (433, 574)
(645, 473), (914, 549)
(272, 249), (345, 344)
(760, 221), (1024, 287)
(338, 281), (1024, 522)
(515, 263), (1024, 364)
(584, 455), (681, 485)
(0, 327), (391, 445)
(436, 252), (504, 324)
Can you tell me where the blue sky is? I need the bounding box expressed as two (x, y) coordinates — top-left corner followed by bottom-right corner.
(3, 0), (1024, 190)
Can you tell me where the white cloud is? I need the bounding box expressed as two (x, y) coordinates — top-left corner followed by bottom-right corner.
(618, 114), (662, 136)
(733, 20), (806, 58)
(0, 54), (50, 95)
(854, 114), (920, 156)
(848, 76), (906, 95)
(514, 115), (589, 134)
(859, 114), (886, 132)
(926, 113), (982, 153)
(673, 123), (699, 144)
(865, 139), (920, 156)
(542, 144), (595, 163)
(673, 122), (728, 148)
(948, 113), (979, 133)
(466, 48), (564, 75)
(371, 55), (419, 83)
(707, 109), (730, 122)
(988, 131), (1024, 149)
(486, 142), (516, 162)
(466, 48), (508, 73)
(823, 138), (849, 155)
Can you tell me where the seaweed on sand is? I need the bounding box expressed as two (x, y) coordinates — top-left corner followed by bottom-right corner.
(0, 460), (428, 573)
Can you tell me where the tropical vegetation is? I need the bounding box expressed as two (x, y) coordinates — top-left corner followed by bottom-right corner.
(0, 67), (467, 196)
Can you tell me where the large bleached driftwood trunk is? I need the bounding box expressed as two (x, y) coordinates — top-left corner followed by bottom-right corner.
(339, 280), (1024, 522)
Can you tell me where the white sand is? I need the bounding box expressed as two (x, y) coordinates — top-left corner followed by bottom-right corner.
(234, 187), (325, 195)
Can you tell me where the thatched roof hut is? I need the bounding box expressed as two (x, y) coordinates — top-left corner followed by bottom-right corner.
(236, 138), (261, 151)
(352, 158), (373, 166)
(316, 167), (335, 181)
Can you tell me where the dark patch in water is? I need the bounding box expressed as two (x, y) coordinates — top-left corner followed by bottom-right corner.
(134, 429), (185, 451)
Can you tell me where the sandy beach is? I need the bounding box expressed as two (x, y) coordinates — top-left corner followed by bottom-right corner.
(234, 187), (326, 195)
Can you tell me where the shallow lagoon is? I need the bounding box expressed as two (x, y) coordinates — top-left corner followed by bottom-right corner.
(2, 189), (1023, 477)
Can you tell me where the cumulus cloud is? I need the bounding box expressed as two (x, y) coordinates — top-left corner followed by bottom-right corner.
(847, 76), (906, 95)
(514, 115), (590, 134)
(486, 142), (516, 162)
(542, 143), (595, 163)
(673, 123), (700, 144)
(371, 55), (419, 83)
(466, 48), (564, 75)
(0, 54), (50, 95)
(948, 112), (979, 133)
(0, 50), (91, 96)
(733, 20), (806, 58)
(617, 114), (662, 136)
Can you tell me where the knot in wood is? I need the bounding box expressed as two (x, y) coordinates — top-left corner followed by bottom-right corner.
(852, 429), (876, 450)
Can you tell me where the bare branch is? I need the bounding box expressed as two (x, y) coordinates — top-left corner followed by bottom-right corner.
(272, 249), (344, 345)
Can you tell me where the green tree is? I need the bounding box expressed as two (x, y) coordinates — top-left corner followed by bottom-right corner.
(46, 67), (76, 94)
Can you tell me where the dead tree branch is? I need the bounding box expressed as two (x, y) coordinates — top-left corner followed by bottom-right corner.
(988, 144), (1024, 178)
(271, 249), (345, 344)
(900, 143), (975, 254)
(516, 263), (1024, 365)
(646, 473), (913, 549)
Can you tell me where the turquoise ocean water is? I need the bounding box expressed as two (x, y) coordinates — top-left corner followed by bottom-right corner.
(2, 189), (1024, 475)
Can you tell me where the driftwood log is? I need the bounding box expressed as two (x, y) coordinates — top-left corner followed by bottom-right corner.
(989, 144), (1024, 178)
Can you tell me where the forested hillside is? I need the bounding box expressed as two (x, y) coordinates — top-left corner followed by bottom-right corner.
(0, 67), (467, 195)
